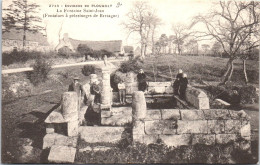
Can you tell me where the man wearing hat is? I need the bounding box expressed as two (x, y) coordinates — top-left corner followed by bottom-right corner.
(68, 77), (83, 97)
(68, 77), (84, 110)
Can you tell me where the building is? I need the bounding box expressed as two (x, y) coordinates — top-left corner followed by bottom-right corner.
(55, 33), (125, 56)
(123, 46), (134, 56)
(2, 29), (50, 52)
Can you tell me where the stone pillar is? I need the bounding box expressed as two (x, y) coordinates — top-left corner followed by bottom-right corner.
(132, 91), (147, 120)
(62, 92), (78, 119)
(61, 92), (79, 137)
(132, 91), (146, 143)
(126, 72), (134, 94)
(101, 69), (111, 109)
(90, 74), (98, 84)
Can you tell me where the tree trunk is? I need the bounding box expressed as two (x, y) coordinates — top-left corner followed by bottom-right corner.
(221, 59), (234, 85)
(144, 44), (147, 58)
(152, 63), (156, 82)
(243, 59), (248, 85)
(151, 26), (155, 55)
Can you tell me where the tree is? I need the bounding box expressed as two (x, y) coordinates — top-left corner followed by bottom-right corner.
(154, 41), (162, 55)
(122, 1), (159, 59)
(201, 44), (210, 55)
(193, 1), (260, 84)
(151, 16), (162, 55)
(158, 34), (168, 54)
(184, 39), (198, 55)
(3, 0), (43, 49)
(211, 41), (222, 57)
(171, 23), (191, 55)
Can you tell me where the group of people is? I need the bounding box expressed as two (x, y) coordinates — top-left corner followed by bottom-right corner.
(118, 68), (188, 102)
(68, 67), (189, 110)
(68, 77), (101, 125)
(68, 77), (101, 105)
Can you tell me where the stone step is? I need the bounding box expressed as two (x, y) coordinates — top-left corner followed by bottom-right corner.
(48, 145), (76, 163)
(79, 126), (125, 143)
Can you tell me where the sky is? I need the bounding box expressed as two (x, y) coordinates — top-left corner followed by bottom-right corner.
(2, 0), (214, 48)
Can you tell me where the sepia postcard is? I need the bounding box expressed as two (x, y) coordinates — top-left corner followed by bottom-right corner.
(1, 0), (259, 164)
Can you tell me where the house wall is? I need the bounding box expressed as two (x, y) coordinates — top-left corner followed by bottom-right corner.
(2, 39), (50, 52)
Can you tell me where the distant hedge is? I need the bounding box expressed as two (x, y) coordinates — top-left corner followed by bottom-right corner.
(2, 50), (57, 66)
(77, 44), (115, 60)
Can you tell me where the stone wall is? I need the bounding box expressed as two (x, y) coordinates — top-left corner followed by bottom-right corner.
(132, 108), (251, 150)
(126, 81), (174, 95)
(131, 91), (250, 151)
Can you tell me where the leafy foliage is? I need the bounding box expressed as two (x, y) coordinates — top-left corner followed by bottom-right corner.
(81, 65), (96, 76)
(118, 57), (143, 73)
(58, 46), (73, 58)
(28, 57), (52, 85)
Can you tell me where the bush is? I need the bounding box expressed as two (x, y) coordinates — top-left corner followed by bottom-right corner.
(82, 65), (96, 76)
(58, 46), (73, 58)
(118, 57), (143, 73)
(28, 57), (52, 85)
(2, 51), (59, 66)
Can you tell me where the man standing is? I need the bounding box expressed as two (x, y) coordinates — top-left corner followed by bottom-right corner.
(173, 69), (183, 95)
(137, 69), (147, 92)
(179, 73), (188, 100)
(68, 77), (83, 109)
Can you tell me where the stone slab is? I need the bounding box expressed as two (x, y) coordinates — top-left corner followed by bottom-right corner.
(207, 120), (225, 134)
(180, 110), (205, 120)
(192, 134), (215, 145)
(101, 108), (132, 126)
(229, 110), (250, 120)
(198, 97), (210, 110)
(79, 126), (124, 143)
(45, 107), (78, 124)
(162, 120), (177, 134)
(145, 120), (165, 134)
(240, 121), (251, 139)
(177, 120), (207, 134)
(133, 134), (144, 143)
(225, 120), (241, 133)
(54, 134), (78, 148)
(203, 109), (231, 120)
(43, 133), (57, 149)
(161, 109), (180, 120)
(143, 135), (159, 145)
(145, 110), (161, 120)
(160, 134), (191, 147)
(67, 120), (78, 137)
(48, 145), (76, 163)
(216, 134), (237, 144)
(133, 121), (145, 135)
(101, 111), (112, 118)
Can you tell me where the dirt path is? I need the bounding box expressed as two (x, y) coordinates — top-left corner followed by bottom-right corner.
(2, 59), (124, 74)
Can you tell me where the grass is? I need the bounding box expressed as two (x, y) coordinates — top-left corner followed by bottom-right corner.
(143, 54), (259, 85)
(75, 140), (257, 164)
